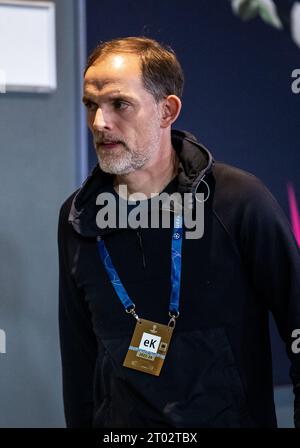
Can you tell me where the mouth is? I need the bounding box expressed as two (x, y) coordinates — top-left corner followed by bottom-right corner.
(98, 141), (122, 150)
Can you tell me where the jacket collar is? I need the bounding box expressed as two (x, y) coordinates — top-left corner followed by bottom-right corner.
(69, 129), (214, 237)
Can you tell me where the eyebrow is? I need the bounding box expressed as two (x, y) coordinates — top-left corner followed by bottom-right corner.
(82, 91), (135, 104)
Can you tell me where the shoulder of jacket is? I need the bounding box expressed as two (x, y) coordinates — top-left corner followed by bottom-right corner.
(210, 161), (287, 237)
(59, 190), (80, 224)
(212, 161), (273, 205)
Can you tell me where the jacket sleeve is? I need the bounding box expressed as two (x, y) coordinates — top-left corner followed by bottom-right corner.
(58, 200), (98, 427)
(239, 179), (300, 428)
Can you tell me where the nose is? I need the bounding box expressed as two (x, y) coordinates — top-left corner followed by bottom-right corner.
(92, 107), (111, 132)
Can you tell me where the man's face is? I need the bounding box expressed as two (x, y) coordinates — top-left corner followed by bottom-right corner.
(83, 53), (164, 175)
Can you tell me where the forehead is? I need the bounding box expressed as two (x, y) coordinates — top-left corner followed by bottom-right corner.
(84, 53), (144, 94)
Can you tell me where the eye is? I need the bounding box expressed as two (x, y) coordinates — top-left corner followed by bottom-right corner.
(113, 99), (129, 110)
(84, 100), (97, 111)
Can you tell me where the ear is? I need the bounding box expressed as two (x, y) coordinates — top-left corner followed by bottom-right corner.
(160, 95), (182, 128)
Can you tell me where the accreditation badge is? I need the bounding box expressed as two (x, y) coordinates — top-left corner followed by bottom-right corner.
(123, 318), (174, 376)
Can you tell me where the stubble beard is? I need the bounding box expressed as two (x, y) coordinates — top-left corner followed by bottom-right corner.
(94, 128), (161, 175)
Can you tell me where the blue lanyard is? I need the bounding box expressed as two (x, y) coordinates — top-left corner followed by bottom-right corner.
(97, 214), (183, 321)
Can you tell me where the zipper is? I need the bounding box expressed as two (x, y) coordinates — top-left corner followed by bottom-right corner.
(136, 229), (146, 269)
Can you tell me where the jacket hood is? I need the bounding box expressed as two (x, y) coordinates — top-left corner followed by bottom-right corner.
(69, 129), (214, 237)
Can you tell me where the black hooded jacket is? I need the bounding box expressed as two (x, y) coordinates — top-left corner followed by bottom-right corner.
(58, 130), (300, 428)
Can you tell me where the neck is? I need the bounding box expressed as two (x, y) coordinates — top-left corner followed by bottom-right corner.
(114, 143), (178, 199)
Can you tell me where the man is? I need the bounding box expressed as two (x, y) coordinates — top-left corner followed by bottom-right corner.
(58, 36), (300, 428)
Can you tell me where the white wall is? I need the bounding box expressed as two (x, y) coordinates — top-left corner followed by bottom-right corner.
(0, 0), (85, 427)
